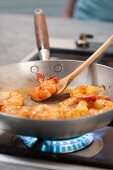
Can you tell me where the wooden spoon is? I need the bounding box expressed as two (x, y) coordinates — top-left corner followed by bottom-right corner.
(55, 35), (113, 95)
(34, 10), (113, 95)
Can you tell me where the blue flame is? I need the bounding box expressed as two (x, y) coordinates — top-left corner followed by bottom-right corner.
(17, 133), (94, 153)
(18, 135), (38, 148)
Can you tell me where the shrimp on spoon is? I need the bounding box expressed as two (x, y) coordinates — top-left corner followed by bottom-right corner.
(30, 73), (58, 102)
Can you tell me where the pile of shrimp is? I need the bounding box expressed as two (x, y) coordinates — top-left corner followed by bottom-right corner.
(0, 73), (113, 120)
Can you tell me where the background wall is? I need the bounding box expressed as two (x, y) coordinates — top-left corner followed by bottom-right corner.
(0, 0), (66, 17)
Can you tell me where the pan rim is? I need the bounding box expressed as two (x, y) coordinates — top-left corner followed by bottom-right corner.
(0, 60), (113, 71)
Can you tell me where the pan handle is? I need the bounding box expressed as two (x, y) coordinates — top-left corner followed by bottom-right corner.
(108, 121), (113, 127)
(34, 8), (50, 60)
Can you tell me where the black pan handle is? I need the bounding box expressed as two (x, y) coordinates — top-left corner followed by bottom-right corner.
(34, 8), (50, 60)
(108, 120), (113, 127)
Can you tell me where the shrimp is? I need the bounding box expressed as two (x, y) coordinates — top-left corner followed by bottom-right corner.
(94, 99), (113, 110)
(26, 104), (60, 120)
(30, 73), (58, 102)
(59, 92), (111, 117)
(59, 94), (110, 108)
(30, 104), (50, 119)
(0, 90), (25, 116)
(72, 101), (89, 117)
(19, 106), (31, 117)
(1, 104), (21, 115)
(85, 98), (113, 116)
(1, 104), (30, 118)
(70, 85), (107, 97)
(30, 105), (61, 120)
(30, 104), (72, 120)
(0, 84), (113, 120)
(0, 91), (24, 110)
(30, 104), (81, 120)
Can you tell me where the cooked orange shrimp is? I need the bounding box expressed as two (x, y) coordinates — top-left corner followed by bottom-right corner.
(1, 104), (21, 115)
(89, 99), (113, 116)
(84, 98), (113, 115)
(59, 92), (111, 117)
(94, 99), (113, 110)
(30, 104), (71, 120)
(70, 85), (107, 97)
(19, 106), (31, 117)
(30, 104), (50, 119)
(30, 73), (58, 102)
(1, 104), (30, 118)
(30, 104), (81, 120)
(59, 94), (110, 108)
(0, 91), (24, 109)
(1, 84), (113, 120)
(72, 101), (89, 117)
(29, 104), (59, 120)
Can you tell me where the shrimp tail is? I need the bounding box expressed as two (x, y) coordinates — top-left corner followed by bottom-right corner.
(37, 73), (45, 84)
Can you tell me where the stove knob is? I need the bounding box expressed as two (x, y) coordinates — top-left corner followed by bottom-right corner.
(76, 39), (89, 48)
(76, 33), (94, 48)
(80, 33), (93, 39)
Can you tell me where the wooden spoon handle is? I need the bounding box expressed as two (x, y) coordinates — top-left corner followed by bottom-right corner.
(68, 35), (113, 80)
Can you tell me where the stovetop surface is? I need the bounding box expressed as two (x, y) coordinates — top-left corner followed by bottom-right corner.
(0, 127), (113, 170)
(21, 47), (113, 69)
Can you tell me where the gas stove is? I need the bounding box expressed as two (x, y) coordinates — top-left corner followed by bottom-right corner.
(0, 127), (113, 170)
(21, 35), (113, 68)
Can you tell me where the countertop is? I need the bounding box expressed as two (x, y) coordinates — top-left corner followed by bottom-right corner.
(0, 14), (113, 66)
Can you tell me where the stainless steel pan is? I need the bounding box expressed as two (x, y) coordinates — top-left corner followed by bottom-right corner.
(0, 9), (113, 139)
(0, 60), (113, 139)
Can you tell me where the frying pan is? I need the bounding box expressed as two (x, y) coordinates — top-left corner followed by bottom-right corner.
(0, 9), (113, 139)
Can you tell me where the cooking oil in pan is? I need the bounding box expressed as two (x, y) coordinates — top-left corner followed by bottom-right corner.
(16, 87), (70, 107)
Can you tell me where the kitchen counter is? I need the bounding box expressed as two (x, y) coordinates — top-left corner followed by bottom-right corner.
(0, 14), (113, 66)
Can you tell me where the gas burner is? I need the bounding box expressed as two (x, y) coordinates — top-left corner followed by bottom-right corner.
(18, 133), (94, 154)
(41, 133), (94, 153)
